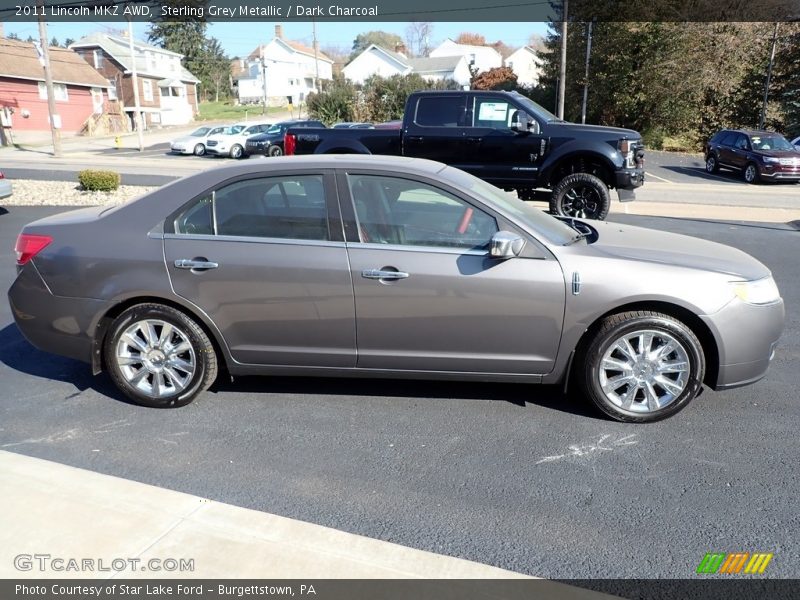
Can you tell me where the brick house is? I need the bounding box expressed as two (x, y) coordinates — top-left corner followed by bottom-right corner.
(70, 33), (199, 129)
(0, 38), (113, 136)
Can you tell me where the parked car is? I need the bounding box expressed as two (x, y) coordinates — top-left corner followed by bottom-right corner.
(206, 121), (272, 159)
(332, 122), (374, 129)
(792, 136), (800, 151)
(169, 125), (227, 156)
(0, 171), (12, 199)
(705, 129), (800, 183)
(9, 155), (784, 422)
(244, 120), (325, 157)
(284, 90), (646, 220)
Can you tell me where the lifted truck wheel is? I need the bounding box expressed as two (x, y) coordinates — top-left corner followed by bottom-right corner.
(550, 173), (611, 220)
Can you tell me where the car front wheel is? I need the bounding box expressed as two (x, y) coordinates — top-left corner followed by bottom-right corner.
(230, 144), (244, 159)
(744, 162), (760, 184)
(579, 311), (705, 422)
(268, 145), (283, 157)
(550, 173), (611, 220)
(104, 303), (218, 408)
(193, 143), (206, 156)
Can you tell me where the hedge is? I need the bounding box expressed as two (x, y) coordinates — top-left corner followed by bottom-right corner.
(78, 169), (121, 192)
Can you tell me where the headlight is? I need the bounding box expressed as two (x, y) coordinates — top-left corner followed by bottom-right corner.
(762, 156), (780, 164)
(732, 277), (781, 305)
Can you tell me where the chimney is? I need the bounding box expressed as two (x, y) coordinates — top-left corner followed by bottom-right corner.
(275, 25), (283, 40)
(394, 43), (407, 57)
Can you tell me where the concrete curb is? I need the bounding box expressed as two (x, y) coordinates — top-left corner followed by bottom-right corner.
(0, 450), (537, 580)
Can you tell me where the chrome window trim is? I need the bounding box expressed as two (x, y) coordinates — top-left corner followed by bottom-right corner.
(163, 233), (346, 249)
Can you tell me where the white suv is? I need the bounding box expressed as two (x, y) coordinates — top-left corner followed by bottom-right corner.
(205, 121), (272, 159)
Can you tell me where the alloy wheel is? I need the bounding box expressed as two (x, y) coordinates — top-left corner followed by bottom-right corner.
(598, 329), (690, 413)
(561, 185), (603, 219)
(114, 319), (196, 399)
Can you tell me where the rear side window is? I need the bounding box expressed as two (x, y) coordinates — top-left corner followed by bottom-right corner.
(414, 95), (467, 127)
(718, 132), (737, 146)
(174, 175), (329, 241)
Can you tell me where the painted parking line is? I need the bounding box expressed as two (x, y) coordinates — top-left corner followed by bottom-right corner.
(672, 165), (740, 185)
(644, 171), (674, 183)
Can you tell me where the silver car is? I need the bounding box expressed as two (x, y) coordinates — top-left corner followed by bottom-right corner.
(8, 156), (784, 422)
(170, 125), (227, 156)
(0, 171), (12, 199)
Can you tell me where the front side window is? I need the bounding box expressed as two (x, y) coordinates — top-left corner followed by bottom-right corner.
(472, 98), (514, 129)
(348, 174), (497, 249)
(174, 175), (329, 241)
(735, 134), (750, 150)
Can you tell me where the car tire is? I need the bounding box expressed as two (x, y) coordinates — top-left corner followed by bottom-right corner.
(230, 144), (244, 159)
(744, 162), (760, 184)
(705, 153), (719, 173)
(268, 145), (283, 157)
(193, 143), (206, 156)
(578, 310), (705, 423)
(104, 303), (218, 408)
(550, 173), (611, 220)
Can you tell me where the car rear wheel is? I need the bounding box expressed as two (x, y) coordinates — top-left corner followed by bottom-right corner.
(705, 154), (719, 173)
(268, 145), (283, 157)
(579, 311), (705, 423)
(744, 162), (759, 184)
(550, 173), (611, 220)
(104, 303), (218, 408)
(193, 143), (206, 156)
(230, 144), (244, 159)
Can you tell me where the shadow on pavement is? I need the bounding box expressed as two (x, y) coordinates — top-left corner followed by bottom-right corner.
(611, 213), (800, 232)
(0, 323), (602, 419)
(660, 165), (744, 184)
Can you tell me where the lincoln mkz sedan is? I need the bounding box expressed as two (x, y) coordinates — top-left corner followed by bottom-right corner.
(8, 156), (784, 422)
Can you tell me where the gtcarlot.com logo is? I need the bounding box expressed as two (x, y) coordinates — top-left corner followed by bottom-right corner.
(696, 552), (773, 575)
(14, 553), (194, 573)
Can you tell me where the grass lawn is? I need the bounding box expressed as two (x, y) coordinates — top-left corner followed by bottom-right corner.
(197, 101), (289, 122)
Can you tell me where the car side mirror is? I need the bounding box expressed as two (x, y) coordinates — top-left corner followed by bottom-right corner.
(510, 112), (532, 134)
(489, 231), (525, 259)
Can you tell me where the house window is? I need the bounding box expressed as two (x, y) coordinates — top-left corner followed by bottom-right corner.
(107, 80), (118, 100)
(93, 49), (104, 69)
(469, 53), (476, 66)
(142, 80), (153, 102)
(38, 81), (68, 101)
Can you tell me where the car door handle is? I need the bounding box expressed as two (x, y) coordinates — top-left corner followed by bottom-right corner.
(174, 258), (219, 270)
(406, 136), (424, 144)
(361, 269), (409, 280)
(466, 137), (482, 144)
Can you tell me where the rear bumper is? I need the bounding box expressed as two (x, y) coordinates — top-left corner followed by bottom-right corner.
(702, 297), (785, 390)
(8, 263), (107, 365)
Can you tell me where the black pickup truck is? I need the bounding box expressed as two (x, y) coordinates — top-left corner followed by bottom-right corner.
(284, 90), (645, 220)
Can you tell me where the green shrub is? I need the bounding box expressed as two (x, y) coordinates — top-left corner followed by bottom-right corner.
(78, 170), (120, 192)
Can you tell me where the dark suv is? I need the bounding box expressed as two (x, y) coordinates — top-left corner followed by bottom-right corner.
(245, 120), (325, 157)
(705, 129), (800, 184)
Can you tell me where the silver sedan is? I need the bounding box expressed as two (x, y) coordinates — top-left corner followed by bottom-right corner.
(169, 125), (226, 156)
(8, 156), (784, 422)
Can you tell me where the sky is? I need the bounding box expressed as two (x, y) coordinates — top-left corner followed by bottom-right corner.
(2, 20), (549, 57)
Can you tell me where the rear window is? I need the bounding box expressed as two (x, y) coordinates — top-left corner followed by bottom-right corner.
(414, 95), (467, 127)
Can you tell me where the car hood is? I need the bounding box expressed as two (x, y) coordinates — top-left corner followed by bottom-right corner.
(555, 123), (641, 140)
(171, 135), (200, 144)
(248, 133), (281, 142)
(753, 149), (800, 159)
(587, 221), (770, 280)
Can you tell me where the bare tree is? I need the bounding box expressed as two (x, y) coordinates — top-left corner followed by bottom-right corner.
(527, 33), (546, 51)
(405, 21), (433, 57)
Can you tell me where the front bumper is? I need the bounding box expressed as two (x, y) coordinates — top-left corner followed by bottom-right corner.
(205, 146), (229, 156)
(8, 263), (107, 365)
(702, 297), (785, 390)
(760, 168), (800, 181)
(614, 168), (645, 192)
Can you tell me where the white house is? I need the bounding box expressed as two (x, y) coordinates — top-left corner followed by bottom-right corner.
(343, 44), (471, 87)
(505, 46), (541, 87)
(237, 25), (333, 106)
(429, 39), (502, 74)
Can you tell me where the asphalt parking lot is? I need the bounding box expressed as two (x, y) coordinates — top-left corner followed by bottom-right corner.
(1, 206), (798, 579)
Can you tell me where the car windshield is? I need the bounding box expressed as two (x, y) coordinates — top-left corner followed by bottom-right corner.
(749, 134), (794, 151)
(221, 125), (245, 135)
(265, 124), (286, 135)
(189, 127), (210, 137)
(441, 167), (577, 245)
(511, 93), (562, 123)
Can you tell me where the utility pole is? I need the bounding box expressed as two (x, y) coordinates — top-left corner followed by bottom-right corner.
(312, 19), (320, 94)
(557, 0), (568, 120)
(759, 22), (779, 130)
(36, 0), (61, 157)
(126, 15), (144, 151)
(260, 55), (268, 116)
(580, 20), (593, 124)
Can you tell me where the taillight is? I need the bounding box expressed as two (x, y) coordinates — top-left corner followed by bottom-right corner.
(284, 133), (296, 156)
(15, 233), (52, 266)
(0, 171), (5, 179)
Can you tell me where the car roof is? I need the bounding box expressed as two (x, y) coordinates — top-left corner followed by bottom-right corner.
(198, 154), (449, 177)
(719, 128), (781, 136)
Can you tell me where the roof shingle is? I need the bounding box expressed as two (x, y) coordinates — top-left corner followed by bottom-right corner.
(0, 38), (110, 88)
